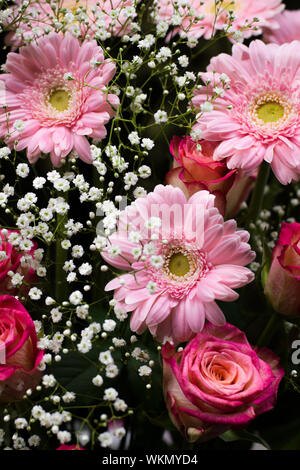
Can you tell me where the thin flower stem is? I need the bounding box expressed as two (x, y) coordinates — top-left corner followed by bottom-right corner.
(247, 161), (270, 226)
(55, 213), (67, 303)
(256, 312), (279, 348)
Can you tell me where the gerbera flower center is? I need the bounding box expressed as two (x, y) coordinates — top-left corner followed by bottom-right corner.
(209, 0), (238, 14)
(49, 90), (70, 112)
(162, 246), (199, 282)
(248, 91), (294, 131)
(62, 0), (89, 13)
(256, 102), (284, 123)
(168, 253), (192, 277)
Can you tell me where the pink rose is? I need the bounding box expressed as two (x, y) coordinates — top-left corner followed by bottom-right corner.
(0, 229), (37, 294)
(265, 222), (300, 316)
(0, 295), (44, 402)
(166, 136), (254, 216)
(57, 445), (85, 450)
(162, 322), (284, 443)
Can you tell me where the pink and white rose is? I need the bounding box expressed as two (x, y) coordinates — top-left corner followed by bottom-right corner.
(265, 222), (300, 317)
(0, 229), (38, 294)
(162, 322), (284, 442)
(0, 295), (44, 402)
(166, 136), (255, 217)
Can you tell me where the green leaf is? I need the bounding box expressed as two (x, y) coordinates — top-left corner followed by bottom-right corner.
(143, 410), (175, 431)
(220, 429), (270, 449)
(52, 350), (101, 404)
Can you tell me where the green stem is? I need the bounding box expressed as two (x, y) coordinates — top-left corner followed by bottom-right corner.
(55, 213), (67, 304)
(256, 312), (279, 348)
(247, 161), (270, 226)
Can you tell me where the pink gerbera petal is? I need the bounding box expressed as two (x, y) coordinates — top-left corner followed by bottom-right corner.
(102, 185), (255, 344)
(192, 40), (300, 185)
(0, 32), (119, 167)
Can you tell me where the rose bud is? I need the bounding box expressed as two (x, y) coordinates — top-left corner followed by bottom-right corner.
(264, 222), (300, 317)
(162, 322), (284, 443)
(0, 229), (38, 295)
(0, 295), (44, 402)
(166, 136), (255, 217)
(225, 170), (256, 219)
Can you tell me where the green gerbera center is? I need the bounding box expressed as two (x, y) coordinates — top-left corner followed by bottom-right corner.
(256, 102), (285, 123)
(49, 90), (70, 112)
(168, 253), (191, 277)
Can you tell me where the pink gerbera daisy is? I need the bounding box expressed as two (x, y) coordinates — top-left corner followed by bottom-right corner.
(264, 9), (300, 44)
(101, 185), (255, 344)
(153, 0), (283, 41)
(192, 40), (300, 185)
(0, 32), (119, 166)
(5, 0), (134, 47)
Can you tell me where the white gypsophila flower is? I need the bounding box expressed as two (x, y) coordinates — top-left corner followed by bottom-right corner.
(103, 387), (118, 401)
(13, 437), (27, 450)
(156, 47), (171, 62)
(138, 365), (152, 377)
(63, 260), (75, 272)
(106, 364), (119, 378)
(108, 245), (121, 258)
(57, 431), (72, 444)
(72, 245), (84, 258)
(138, 165), (151, 178)
(114, 308), (128, 322)
(28, 435), (41, 447)
(114, 426), (126, 439)
(200, 101), (214, 113)
(92, 375), (104, 387)
(34, 320), (42, 333)
(67, 272), (76, 283)
(154, 110), (168, 124)
(69, 290), (83, 305)
(10, 273), (24, 286)
(51, 308), (62, 323)
(98, 432), (113, 448)
(42, 374), (56, 388)
(131, 347), (150, 362)
(61, 239), (71, 250)
(79, 263), (92, 276)
(133, 187), (147, 198)
(45, 296), (55, 306)
(29, 287), (42, 300)
(113, 399), (128, 412)
(77, 339), (92, 353)
(62, 392), (76, 403)
(128, 131), (140, 145)
(76, 304), (89, 319)
(99, 350), (114, 365)
(103, 319), (116, 332)
(16, 163), (30, 178)
(178, 55), (189, 67)
(0, 147), (11, 159)
(147, 280), (157, 294)
(112, 338), (126, 347)
(40, 208), (53, 221)
(141, 138), (154, 150)
(13, 119), (25, 131)
(14, 418), (28, 430)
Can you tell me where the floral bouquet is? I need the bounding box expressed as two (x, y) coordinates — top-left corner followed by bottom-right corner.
(0, 0), (299, 453)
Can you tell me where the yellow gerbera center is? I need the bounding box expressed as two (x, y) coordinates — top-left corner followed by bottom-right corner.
(250, 91), (294, 130)
(168, 253), (191, 277)
(209, 0), (238, 14)
(49, 90), (70, 112)
(256, 102), (285, 123)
